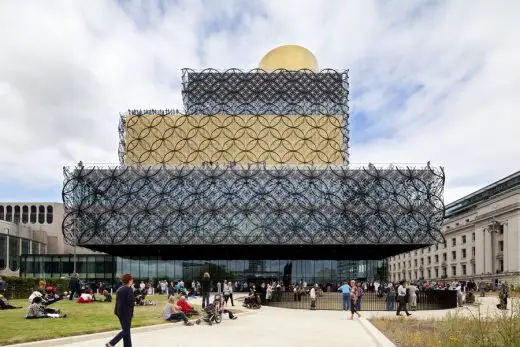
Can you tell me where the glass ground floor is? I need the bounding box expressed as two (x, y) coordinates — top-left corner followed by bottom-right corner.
(20, 254), (388, 289)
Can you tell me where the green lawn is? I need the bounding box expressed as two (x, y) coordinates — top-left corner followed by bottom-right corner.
(0, 295), (201, 346)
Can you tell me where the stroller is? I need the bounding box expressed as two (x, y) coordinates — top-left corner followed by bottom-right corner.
(242, 292), (262, 309)
(201, 294), (225, 325)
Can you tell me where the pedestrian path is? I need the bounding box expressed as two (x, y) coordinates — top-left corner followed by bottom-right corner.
(11, 305), (389, 347)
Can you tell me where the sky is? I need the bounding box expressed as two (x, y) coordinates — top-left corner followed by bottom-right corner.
(0, 0), (519, 204)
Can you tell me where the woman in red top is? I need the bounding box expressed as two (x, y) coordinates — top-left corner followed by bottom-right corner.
(176, 296), (198, 317)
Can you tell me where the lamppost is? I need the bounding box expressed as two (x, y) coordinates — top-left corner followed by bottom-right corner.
(72, 215), (77, 275)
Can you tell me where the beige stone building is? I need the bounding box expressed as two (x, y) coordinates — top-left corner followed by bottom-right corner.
(388, 171), (520, 286)
(0, 202), (97, 277)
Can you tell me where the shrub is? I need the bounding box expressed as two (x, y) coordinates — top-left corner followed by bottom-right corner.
(1, 276), (69, 299)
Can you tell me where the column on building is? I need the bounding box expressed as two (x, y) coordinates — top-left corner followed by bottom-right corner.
(475, 227), (485, 275)
(509, 215), (520, 274)
(484, 228), (493, 274)
(503, 222), (509, 273)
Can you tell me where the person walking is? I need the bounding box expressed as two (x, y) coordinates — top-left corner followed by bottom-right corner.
(106, 274), (135, 347)
(310, 284), (317, 310)
(349, 280), (361, 319)
(385, 283), (396, 311)
(355, 282), (363, 311)
(337, 281), (351, 311)
(396, 280), (411, 317)
(223, 281), (234, 306)
(68, 274), (80, 300)
(201, 272), (211, 309)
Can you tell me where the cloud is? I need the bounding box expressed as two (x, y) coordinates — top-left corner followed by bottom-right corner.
(0, 0), (518, 204)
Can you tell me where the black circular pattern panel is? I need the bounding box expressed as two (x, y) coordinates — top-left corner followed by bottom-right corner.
(62, 165), (445, 247)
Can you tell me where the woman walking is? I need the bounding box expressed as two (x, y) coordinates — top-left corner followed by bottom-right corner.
(106, 274), (135, 347)
(349, 280), (361, 320)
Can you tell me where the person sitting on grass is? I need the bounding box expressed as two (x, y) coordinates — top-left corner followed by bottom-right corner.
(78, 292), (94, 303)
(163, 297), (200, 326)
(25, 296), (67, 319)
(103, 290), (113, 303)
(176, 295), (198, 317)
(0, 294), (21, 310)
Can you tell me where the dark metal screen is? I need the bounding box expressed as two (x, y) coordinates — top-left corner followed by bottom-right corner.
(62, 164), (445, 247)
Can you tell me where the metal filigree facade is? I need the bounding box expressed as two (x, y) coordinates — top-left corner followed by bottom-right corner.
(118, 69), (350, 166)
(63, 64), (446, 255)
(62, 165), (445, 247)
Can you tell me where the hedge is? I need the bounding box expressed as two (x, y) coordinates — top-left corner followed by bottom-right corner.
(1, 277), (69, 299)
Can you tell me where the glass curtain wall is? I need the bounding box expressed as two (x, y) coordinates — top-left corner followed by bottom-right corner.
(21, 255), (388, 289)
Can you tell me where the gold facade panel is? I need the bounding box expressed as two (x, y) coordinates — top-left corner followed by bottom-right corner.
(124, 114), (344, 165)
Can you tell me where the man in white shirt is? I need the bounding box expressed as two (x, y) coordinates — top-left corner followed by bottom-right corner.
(455, 283), (464, 307)
(396, 280), (411, 317)
(310, 284), (317, 310)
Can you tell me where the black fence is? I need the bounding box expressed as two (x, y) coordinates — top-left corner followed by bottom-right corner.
(264, 290), (457, 311)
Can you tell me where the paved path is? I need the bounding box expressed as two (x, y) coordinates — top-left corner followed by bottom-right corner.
(40, 305), (382, 347)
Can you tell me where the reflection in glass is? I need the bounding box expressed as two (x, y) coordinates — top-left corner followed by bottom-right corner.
(0, 234), (6, 269)
(9, 236), (20, 271)
(18, 255), (388, 289)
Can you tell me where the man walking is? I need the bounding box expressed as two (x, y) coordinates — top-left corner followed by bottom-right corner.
(396, 280), (411, 317)
(337, 281), (351, 311)
(68, 274), (80, 300)
(201, 272), (211, 309)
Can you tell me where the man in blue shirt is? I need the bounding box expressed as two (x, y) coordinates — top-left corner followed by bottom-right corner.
(337, 281), (351, 311)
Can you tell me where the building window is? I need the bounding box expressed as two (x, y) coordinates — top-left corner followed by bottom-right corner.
(435, 268), (439, 278)
(14, 205), (20, 223)
(22, 206), (28, 224)
(30, 206), (37, 223)
(472, 263), (476, 274)
(421, 249), (424, 254)
(452, 265), (457, 276)
(0, 205), (4, 220)
(428, 256), (431, 264)
(427, 269), (431, 278)
(499, 260), (504, 273)
(38, 205), (45, 224)
(452, 251), (457, 260)
(6, 205), (12, 222)
(46, 206), (53, 224)
(415, 250), (418, 256)
(452, 238), (456, 247)
(9, 236), (19, 271)
(428, 247), (431, 252)
(414, 259), (417, 267)
(435, 255), (439, 263)
(462, 264), (466, 275)
(443, 253), (447, 261)
(462, 249), (466, 258)
(499, 241), (504, 252)
(444, 243), (447, 249)
(472, 232), (475, 241)
(436, 244), (438, 251)
(0, 233), (6, 269)
(472, 247), (475, 257)
(420, 258), (424, 265)
(442, 267), (447, 277)
(462, 235), (466, 244)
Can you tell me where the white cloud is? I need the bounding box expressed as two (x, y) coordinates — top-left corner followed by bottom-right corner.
(0, 0), (518, 203)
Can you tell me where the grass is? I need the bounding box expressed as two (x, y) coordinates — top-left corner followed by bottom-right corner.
(371, 300), (520, 347)
(0, 295), (204, 346)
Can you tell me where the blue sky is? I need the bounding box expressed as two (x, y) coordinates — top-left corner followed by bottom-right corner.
(0, 0), (519, 204)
